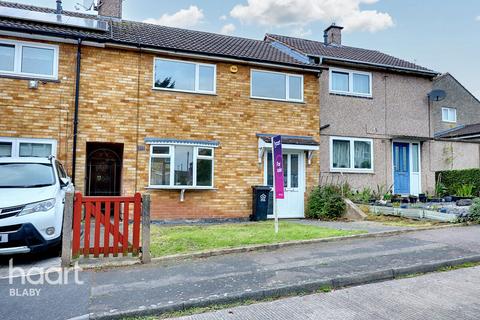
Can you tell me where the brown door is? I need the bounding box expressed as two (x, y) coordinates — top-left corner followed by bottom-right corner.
(86, 143), (123, 196)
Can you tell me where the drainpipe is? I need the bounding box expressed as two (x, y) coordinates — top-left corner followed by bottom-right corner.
(71, 38), (83, 184)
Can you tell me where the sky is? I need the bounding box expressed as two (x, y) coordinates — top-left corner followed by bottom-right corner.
(7, 0), (480, 98)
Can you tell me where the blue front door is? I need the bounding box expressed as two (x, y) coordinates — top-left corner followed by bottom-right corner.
(393, 142), (410, 194)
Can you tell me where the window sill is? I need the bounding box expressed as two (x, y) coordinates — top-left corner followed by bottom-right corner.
(330, 169), (374, 174)
(152, 87), (217, 96)
(250, 96), (305, 104)
(0, 73), (59, 82)
(441, 120), (457, 124)
(145, 186), (217, 190)
(329, 92), (372, 99)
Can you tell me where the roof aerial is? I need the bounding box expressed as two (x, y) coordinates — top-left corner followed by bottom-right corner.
(0, 6), (108, 31)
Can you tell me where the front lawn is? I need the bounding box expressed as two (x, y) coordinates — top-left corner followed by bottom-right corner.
(150, 221), (365, 257)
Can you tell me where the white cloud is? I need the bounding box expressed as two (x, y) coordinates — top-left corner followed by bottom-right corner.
(220, 15), (228, 21)
(476, 15), (480, 21)
(230, 0), (394, 33)
(144, 5), (204, 28)
(220, 23), (236, 35)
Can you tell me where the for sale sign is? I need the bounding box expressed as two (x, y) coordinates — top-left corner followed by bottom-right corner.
(272, 135), (284, 199)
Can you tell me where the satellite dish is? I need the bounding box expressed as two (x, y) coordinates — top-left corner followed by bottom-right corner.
(428, 89), (447, 102)
(76, 0), (95, 11)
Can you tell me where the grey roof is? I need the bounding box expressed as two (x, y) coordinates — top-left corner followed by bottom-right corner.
(436, 124), (480, 139)
(0, 1), (317, 69)
(266, 33), (437, 75)
(144, 138), (220, 147)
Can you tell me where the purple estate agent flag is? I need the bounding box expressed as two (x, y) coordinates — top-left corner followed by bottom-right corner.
(272, 135), (285, 199)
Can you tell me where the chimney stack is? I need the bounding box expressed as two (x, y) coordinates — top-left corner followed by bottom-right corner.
(55, 0), (63, 14)
(98, 0), (123, 19)
(324, 23), (343, 46)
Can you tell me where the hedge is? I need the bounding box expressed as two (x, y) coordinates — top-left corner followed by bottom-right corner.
(436, 169), (480, 196)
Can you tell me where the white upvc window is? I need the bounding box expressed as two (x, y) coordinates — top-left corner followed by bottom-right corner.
(250, 69), (304, 102)
(442, 107), (457, 123)
(149, 145), (214, 189)
(153, 58), (216, 94)
(329, 68), (372, 97)
(0, 39), (59, 80)
(330, 136), (374, 173)
(0, 137), (57, 158)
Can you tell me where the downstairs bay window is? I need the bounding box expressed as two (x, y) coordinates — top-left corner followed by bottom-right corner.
(330, 137), (373, 172)
(149, 144), (214, 188)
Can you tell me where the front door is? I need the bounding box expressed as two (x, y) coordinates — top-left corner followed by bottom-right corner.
(393, 142), (410, 194)
(266, 150), (305, 218)
(86, 143), (123, 196)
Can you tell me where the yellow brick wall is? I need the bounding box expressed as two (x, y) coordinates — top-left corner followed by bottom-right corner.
(0, 38), (320, 220)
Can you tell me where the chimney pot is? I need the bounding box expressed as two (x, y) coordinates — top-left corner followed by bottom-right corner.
(324, 23), (343, 46)
(98, 0), (123, 19)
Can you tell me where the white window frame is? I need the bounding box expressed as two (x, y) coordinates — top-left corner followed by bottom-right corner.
(250, 69), (304, 103)
(329, 136), (374, 173)
(148, 144), (215, 189)
(329, 68), (372, 97)
(0, 137), (57, 158)
(152, 57), (217, 95)
(0, 39), (59, 80)
(441, 107), (457, 123)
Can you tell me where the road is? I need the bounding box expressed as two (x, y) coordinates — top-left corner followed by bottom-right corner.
(174, 266), (480, 320)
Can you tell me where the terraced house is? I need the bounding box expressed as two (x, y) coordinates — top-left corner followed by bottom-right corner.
(0, 0), (321, 220)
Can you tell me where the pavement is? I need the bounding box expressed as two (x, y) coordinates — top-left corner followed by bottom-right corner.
(1, 225), (480, 320)
(173, 265), (480, 320)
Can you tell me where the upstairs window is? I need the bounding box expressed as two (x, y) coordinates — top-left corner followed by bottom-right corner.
(251, 70), (304, 102)
(153, 58), (216, 94)
(330, 68), (372, 97)
(442, 107), (457, 123)
(0, 39), (58, 80)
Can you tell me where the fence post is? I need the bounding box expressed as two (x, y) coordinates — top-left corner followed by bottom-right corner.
(61, 192), (75, 267)
(141, 194), (151, 264)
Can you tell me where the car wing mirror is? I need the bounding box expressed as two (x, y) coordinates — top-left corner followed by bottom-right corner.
(60, 177), (70, 188)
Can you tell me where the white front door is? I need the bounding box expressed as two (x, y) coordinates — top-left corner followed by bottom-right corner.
(265, 150), (305, 218)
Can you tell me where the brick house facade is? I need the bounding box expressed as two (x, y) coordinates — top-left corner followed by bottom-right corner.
(0, 2), (320, 220)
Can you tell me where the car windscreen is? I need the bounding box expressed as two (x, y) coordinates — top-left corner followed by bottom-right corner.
(0, 163), (55, 188)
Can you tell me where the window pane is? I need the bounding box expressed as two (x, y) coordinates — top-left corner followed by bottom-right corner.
(331, 71), (349, 92)
(150, 157), (170, 186)
(267, 152), (273, 186)
(354, 141), (372, 169)
(21, 46), (54, 75)
(152, 146), (169, 154)
(154, 60), (195, 91)
(332, 140), (350, 168)
(412, 144), (419, 173)
(0, 44), (15, 72)
(19, 143), (52, 157)
(290, 154), (298, 188)
(449, 109), (456, 122)
(442, 108), (448, 121)
(196, 159), (212, 186)
(353, 73), (370, 94)
(174, 146), (193, 186)
(288, 76), (302, 100)
(0, 142), (12, 157)
(251, 71), (286, 100)
(198, 65), (214, 92)
(283, 154), (287, 188)
(198, 148), (212, 156)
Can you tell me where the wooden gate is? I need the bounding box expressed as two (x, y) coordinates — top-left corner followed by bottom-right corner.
(71, 192), (142, 258)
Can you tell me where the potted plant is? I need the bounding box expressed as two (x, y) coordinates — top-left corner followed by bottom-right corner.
(452, 183), (475, 201)
(418, 193), (427, 203)
(409, 195), (418, 204)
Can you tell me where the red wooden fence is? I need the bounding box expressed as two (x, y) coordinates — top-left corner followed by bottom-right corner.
(72, 192), (142, 258)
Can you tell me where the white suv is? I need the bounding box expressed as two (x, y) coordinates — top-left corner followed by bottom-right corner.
(0, 156), (74, 255)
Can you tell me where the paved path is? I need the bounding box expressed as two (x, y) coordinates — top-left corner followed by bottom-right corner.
(174, 266), (480, 320)
(0, 225), (479, 320)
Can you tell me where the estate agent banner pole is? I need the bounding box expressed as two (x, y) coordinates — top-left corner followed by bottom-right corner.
(271, 135), (285, 234)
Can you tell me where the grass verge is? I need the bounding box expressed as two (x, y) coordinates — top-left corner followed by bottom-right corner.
(150, 221), (365, 258)
(364, 213), (445, 227)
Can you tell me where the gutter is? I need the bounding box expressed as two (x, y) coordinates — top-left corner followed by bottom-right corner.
(71, 37), (82, 184)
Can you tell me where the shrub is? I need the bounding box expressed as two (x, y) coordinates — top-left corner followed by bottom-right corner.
(468, 198), (480, 223)
(436, 169), (480, 196)
(455, 183), (475, 197)
(306, 185), (346, 220)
